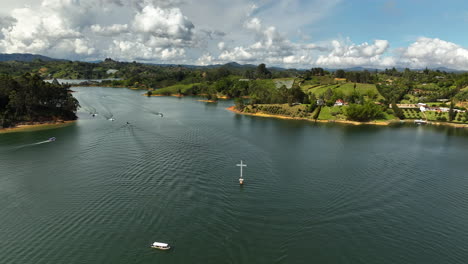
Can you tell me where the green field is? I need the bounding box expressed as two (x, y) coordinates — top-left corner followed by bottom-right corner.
(153, 83), (202, 95)
(302, 83), (384, 100)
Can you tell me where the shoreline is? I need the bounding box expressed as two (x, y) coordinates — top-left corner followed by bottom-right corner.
(226, 106), (390, 125)
(197, 100), (218, 103)
(0, 120), (76, 133)
(226, 106), (468, 128)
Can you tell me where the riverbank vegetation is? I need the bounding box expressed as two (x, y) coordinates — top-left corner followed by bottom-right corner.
(1, 58), (468, 125)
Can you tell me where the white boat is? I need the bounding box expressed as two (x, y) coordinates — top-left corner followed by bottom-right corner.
(151, 242), (171, 250)
(414, 119), (427, 124)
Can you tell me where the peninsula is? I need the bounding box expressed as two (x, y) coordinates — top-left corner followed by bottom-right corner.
(0, 74), (79, 130)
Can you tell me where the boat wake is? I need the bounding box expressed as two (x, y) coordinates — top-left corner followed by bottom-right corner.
(12, 139), (55, 151)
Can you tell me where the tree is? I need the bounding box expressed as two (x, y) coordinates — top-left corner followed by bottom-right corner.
(0, 74), (79, 128)
(335, 69), (345, 78)
(312, 105), (322, 121)
(255, 63), (272, 79)
(234, 97), (245, 111)
(346, 101), (384, 121)
(449, 100), (456, 122)
(391, 101), (405, 120)
(308, 94), (318, 113)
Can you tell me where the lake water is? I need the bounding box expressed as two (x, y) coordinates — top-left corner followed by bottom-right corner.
(1, 87), (468, 264)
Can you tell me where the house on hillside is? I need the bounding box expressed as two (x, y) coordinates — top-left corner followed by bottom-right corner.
(334, 99), (345, 106)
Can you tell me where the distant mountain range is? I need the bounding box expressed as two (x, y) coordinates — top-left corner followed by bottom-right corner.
(0, 53), (465, 72)
(0, 53), (66, 62)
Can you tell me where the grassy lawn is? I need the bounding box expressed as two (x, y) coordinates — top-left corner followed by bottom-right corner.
(318, 106), (345, 120)
(153, 83), (201, 94)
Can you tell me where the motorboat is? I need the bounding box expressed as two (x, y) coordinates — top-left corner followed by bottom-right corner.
(151, 242), (171, 250)
(48, 137), (56, 142)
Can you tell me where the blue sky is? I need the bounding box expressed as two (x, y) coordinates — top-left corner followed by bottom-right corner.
(318, 0), (468, 47)
(0, 0), (468, 69)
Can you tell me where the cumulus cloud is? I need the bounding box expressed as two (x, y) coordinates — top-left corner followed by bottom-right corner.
(0, 0), (92, 56)
(215, 17), (315, 67)
(316, 39), (395, 68)
(399, 37), (468, 70)
(196, 53), (214, 65)
(217, 42), (226, 51)
(1, 0), (468, 70)
(107, 39), (185, 61)
(132, 5), (194, 41)
(0, 0), (196, 61)
(91, 24), (129, 36)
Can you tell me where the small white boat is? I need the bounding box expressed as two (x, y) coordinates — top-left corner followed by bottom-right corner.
(414, 119), (427, 124)
(48, 137), (56, 142)
(151, 242), (171, 250)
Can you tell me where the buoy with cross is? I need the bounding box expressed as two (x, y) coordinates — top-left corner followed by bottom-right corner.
(236, 160), (246, 185)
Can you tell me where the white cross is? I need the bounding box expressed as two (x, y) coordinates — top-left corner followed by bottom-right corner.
(236, 160), (247, 178)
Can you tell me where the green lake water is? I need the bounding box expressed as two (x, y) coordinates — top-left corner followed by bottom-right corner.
(1, 87), (468, 264)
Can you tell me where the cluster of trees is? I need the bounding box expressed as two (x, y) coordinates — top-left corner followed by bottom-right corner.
(345, 102), (384, 122)
(0, 74), (79, 128)
(376, 80), (412, 103)
(303, 68), (327, 80)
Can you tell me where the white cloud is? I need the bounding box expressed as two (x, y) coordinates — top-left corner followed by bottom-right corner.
(244, 18), (262, 32)
(399, 37), (468, 70)
(0, 0), (91, 56)
(217, 42), (226, 50)
(1, 0), (468, 70)
(91, 24), (129, 36)
(219, 46), (254, 62)
(132, 5), (194, 41)
(316, 39), (394, 68)
(196, 53), (214, 65)
(107, 39), (185, 61)
(213, 17), (318, 67)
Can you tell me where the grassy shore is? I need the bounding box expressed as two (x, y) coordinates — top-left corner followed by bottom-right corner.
(227, 105), (468, 128)
(226, 106), (392, 126)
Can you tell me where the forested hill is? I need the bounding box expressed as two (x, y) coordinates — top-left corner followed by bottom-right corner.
(0, 74), (79, 128)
